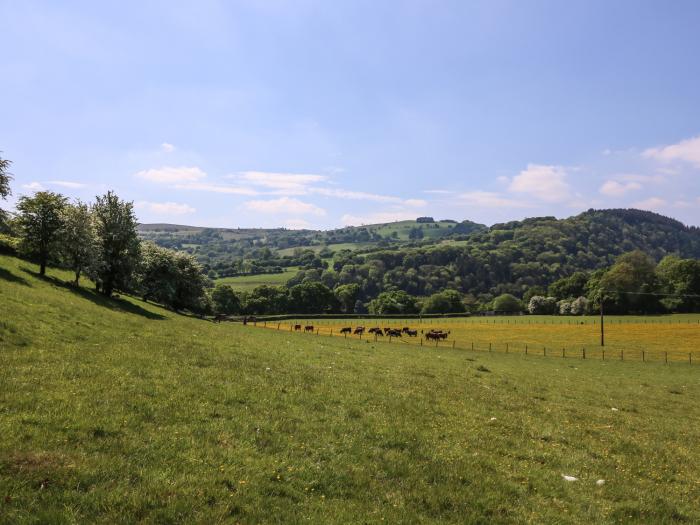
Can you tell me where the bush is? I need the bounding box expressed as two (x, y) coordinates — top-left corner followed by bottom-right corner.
(527, 295), (557, 315)
(493, 293), (522, 313)
(0, 233), (19, 255)
(570, 296), (589, 315)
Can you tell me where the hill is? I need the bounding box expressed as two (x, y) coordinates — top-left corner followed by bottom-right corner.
(1, 253), (700, 523)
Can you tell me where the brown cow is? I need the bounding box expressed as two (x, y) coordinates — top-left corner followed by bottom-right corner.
(340, 327), (352, 334)
(294, 324), (302, 331)
(304, 325), (314, 332)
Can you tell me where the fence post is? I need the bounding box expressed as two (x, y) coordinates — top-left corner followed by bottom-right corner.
(689, 353), (692, 365)
(452, 341), (455, 349)
(543, 346), (546, 357)
(665, 351), (668, 364)
(506, 343), (508, 353)
(471, 342), (474, 351)
(562, 348), (565, 358)
(582, 348), (586, 360)
(420, 338), (423, 346)
(602, 349), (605, 361)
(621, 350), (623, 361)
(642, 351), (645, 362)
(489, 342), (492, 352)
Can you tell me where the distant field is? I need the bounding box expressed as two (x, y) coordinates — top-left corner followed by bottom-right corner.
(276, 242), (375, 256)
(259, 315), (700, 364)
(215, 267), (299, 290)
(2, 254), (700, 523)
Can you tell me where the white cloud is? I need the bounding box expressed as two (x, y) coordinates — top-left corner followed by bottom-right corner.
(285, 218), (312, 229)
(340, 211), (418, 226)
(135, 166), (206, 183)
(48, 180), (87, 189)
(22, 182), (45, 191)
(424, 189), (451, 194)
(310, 187), (420, 206)
(161, 143), (176, 153)
(135, 201), (196, 216)
(403, 199), (427, 207)
(643, 135), (700, 168)
(232, 171), (327, 192)
(599, 180), (642, 197)
(458, 190), (532, 208)
(245, 197), (326, 216)
(508, 164), (572, 202)
(632, 197), (667, 211)
(174, 182), (259, 195)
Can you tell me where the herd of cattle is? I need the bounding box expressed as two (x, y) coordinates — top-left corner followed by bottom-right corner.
(293, 324), (450, 340)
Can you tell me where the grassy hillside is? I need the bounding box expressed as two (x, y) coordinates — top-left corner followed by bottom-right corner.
(215, 267), (300, 291)
(1, 254), (699, 524)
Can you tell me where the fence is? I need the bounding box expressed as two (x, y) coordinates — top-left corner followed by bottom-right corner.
(244, 320), (698, 365)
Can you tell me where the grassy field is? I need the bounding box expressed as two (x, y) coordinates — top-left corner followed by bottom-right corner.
(267, 315), (700, 364)
(215, 267), (299, 290)
(2, 254), (700, 523)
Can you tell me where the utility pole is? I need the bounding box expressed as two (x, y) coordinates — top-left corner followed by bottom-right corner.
(600, 296), (605, 347)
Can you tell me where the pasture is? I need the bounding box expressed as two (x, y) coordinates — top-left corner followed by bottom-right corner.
(214, 266), (300, 290)
(260, 315), (700, 364)
(1, 254), (700, 524)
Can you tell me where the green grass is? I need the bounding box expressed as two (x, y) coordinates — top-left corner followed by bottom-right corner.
(1, 254), (700, 523)
(214, 267), (299, 290)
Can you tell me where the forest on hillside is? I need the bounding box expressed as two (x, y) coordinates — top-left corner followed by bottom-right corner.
(2, 153), (700, 317)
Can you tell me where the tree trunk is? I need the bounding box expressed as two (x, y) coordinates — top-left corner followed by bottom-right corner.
(39, 259), (46, 276)
(74, 269), (81, 287)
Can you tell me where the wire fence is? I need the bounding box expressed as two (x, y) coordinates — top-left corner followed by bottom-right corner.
(245, 320), (699, 365)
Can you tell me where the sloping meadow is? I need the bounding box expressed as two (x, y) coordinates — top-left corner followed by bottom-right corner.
(1, 255), (699, 524)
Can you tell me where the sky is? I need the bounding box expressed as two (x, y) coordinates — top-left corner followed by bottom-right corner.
(1, 0), (700, 229)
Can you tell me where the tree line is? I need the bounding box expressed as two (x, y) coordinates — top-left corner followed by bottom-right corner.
(2, 153), (699, 317)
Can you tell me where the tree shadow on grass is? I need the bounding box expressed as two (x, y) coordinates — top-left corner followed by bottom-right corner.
(0, 267), (31, 286)
(21, 268), (166, 320)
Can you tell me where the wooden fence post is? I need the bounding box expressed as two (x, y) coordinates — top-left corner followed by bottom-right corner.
(665, 351), (668, 364)
(642, 350), (645, 362)
(582, 348), (586, 360)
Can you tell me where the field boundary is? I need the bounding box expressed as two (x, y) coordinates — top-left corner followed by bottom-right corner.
(244, 320), (699, 365)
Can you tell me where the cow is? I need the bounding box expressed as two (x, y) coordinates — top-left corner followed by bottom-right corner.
(367, 327), (379, 334)
(294, 324), (302, 331)
(406, 329), (418, 337)
(304, 325), (314, 332)
(354, 326), (365, 335)
(383, 327), (392, 334)
(340, 327), (352, 334)
(401, 327), (411, 334)
(425, 332), (441, 341)
(387, 329), (402, 338)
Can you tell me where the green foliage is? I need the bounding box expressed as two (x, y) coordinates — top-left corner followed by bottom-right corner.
(0, 153), (11, 225)
(92, 191), (141, 296)
(2, 254), (700, 523)
(60, 200), (97, 285)
(656, 255), (700, 312)
(527, 295), (557, 315)
(211, 283), (241, 315)
(368, 290), (419, 315)
(243, 285), (290, 315)
(288, 281), (337, 313)
(549, 272), (589, 300)
(16, 191), (68, 275)
(0, 233), (19, 255)
(334, 283), (360, 314)
(492, 293), (522, 313)
(139, 242), (209, 312)
(421, 289), (466, 314)
(592, 251), (661, 314)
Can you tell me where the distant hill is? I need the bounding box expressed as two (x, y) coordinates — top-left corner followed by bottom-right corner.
(138, 209), (700, 292)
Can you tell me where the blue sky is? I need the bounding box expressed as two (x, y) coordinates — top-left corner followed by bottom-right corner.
(2, 0), (700, 228)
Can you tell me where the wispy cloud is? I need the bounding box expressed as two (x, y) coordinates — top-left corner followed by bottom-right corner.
(508, 164), (572, 203)
(21, 181), (45, 191)
(231, 171), (328, 193)
(245, 197), (326, 216)
(47, 180), (87, 189)
(631, 197), (667, 211)
(135, 201), (196, 216)
(135, 166), (206, 183)
(174, 182), (259, 195)
(457, 190), (532, 208)
(599, 180), (642, 197)
(160, 142), (176, 153)
(643, 135), (700, 168)
(340, 211), (419, 226)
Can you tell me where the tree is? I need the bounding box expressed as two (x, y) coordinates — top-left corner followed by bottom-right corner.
(548, 272), (589, 300)
(16, 191), (67, 275)
(656, 255), (700, 312)
(527, 295), (557, 315)
(92, 191), (141, 296)
(421, 289), (466, 314)
(334, 283), (360, 313)
(408, 227), (424, 240)
(60, 201), (97, 285)
(492, 293), (522, 313)
(570, 296), (589, 315)
(212, 283), (241, 315)
(288, 282), (337, 313)
(0, 153), (12, 226)
(368, 290), (419, 315)
(138, 242), (209, 311)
